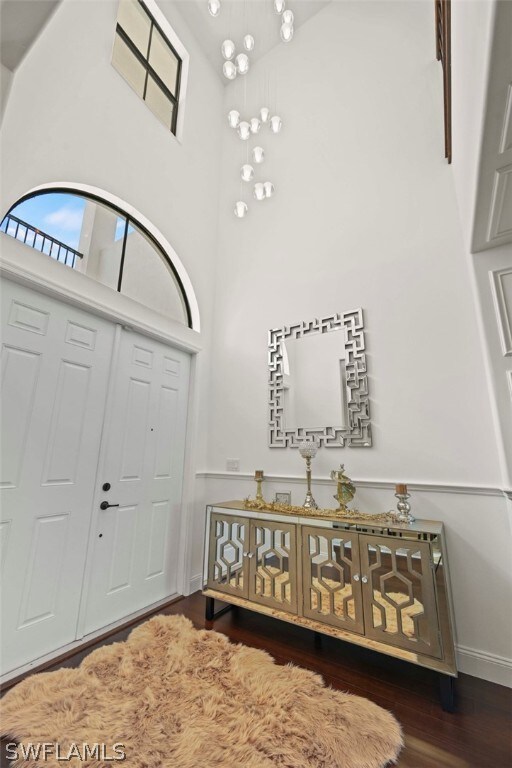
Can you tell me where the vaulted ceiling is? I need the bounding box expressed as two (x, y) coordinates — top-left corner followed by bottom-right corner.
(0, 0), (61, 71)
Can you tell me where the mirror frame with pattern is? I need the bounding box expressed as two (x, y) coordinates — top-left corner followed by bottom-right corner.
(268, 308), (372, 448)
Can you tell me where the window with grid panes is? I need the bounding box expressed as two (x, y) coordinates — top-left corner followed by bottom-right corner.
(112, 0), (182, 134)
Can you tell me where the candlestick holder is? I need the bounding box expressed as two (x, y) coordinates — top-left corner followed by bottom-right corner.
(395, 483), (415, 523)
(254, 470), (264, 502)
(298, 439), (318, 509)
(330, 464), (355, 512)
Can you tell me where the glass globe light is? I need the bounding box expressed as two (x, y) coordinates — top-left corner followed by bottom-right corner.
(270, 115), (282, 134)
(235, 53), (249, 75)
(282, 9), (294, 24)
(260, 107), (270, 124)
(221, 39), (235, 59)
(254, 183), (265, 201)
(280, 22), (294, 42)
(237, 121), (251, 140)
(263, 181), (275, 198)
(223, 60), (237, 80)
(243, 34), (255, 52)
(227, 109), (240, 128)
(252, 146), (265, 163)
(274, 0), (285, 14)
(250, 117), (261, 134)
(241, 164), (254, 182)
(234, 201), (248, 218)
(208, 0), (221, 16)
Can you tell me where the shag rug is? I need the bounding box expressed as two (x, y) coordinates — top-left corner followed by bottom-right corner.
(1, 615), (403, 768)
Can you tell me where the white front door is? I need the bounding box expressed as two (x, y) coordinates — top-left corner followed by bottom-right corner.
(82, 329), (190, 635)
(0, 280), (115, 673)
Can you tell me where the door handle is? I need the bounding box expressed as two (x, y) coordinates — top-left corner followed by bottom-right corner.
(361, 575), (368, 584)
(100, 501), (119, 510)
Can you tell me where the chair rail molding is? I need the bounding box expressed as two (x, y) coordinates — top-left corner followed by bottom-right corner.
(195, 471), (506, 498)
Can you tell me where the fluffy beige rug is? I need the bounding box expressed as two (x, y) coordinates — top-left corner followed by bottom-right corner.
(1, 615), (402, 768)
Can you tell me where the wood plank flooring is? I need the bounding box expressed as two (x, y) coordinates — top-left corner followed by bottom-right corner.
(2, 592), (511, 768)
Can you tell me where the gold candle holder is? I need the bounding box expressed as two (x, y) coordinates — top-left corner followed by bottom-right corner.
(254, 470), (264, 502)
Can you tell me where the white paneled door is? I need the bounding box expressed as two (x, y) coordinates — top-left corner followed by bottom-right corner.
(1, 279), (191, 675)
(82, 329), (190, 635)
(0, 280), (115, 673)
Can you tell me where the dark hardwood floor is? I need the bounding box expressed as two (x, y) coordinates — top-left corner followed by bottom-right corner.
(2, 592), (511, 768)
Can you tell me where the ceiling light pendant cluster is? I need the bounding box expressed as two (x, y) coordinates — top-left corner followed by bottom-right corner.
(221, 39), (251, 80)
(234, 200), (248, 218)
(244, 34), (255, 51)
(208, 0), (221, 17)
(209, 0), (295, 45)
(274, 0), (294, 43)
(228, 110), (282, 140)
(209, 0), (292, 218)
(253, 181), (274, 200)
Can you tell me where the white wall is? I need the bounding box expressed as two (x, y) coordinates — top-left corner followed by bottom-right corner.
(197, 0), (511, 684)
(0, 64), (13, 125)
(209, 0), (500, 483)
(451, 0), (495, 248)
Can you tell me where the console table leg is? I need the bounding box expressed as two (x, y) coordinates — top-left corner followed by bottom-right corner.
(439, 674), (456, 712)
(205, 596), (235, 623)
(205, 596), (215, 621)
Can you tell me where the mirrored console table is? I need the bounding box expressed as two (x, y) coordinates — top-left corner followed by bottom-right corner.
(203, 501), (457, 711)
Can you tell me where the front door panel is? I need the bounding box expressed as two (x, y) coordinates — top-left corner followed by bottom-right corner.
(0, 280), (115, 674)
(83, 329), (190, 635)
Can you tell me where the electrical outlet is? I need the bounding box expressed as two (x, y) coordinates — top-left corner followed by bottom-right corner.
(226, 458), (240, 472)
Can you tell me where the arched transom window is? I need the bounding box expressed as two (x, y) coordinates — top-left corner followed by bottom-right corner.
(1, 189), (192, 328)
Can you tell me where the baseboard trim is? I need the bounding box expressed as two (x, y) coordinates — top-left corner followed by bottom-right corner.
(0, 593), (183, 690)
(456, 645), (512, 687)
(196, 471), (506, 498)
(188, 573), (203, 595)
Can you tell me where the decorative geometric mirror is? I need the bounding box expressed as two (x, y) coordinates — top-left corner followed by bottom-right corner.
(268, 309), (371, 447)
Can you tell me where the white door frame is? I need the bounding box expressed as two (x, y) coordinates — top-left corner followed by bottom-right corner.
(0, 246), (202, 627)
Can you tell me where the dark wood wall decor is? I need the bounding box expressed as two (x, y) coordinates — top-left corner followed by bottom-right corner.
(435, 0), (452, 163)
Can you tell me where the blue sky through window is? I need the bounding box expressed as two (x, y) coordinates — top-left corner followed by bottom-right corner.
(8, 194), (86, 251)
(115, 218), (135, 240)
(4, 192), (134, 251)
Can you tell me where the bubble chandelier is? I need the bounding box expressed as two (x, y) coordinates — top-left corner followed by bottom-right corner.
(209, 0), (293, 217)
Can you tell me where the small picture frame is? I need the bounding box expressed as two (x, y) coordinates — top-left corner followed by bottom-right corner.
(275, 492), (291, 505)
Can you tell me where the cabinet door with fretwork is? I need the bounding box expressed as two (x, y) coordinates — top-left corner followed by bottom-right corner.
(302, 526), (364, 633)
(207, 513), (249, 598)
(248, 520), (298, 614)
(359, 534), (441, 658)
